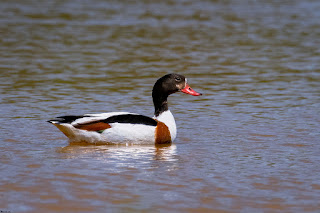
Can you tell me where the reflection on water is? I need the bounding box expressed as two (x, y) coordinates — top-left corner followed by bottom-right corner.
(1, 0), (320, 212)
(57, 143), (177, 162)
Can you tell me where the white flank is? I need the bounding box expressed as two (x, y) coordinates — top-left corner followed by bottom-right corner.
(101, 123), (155, 145)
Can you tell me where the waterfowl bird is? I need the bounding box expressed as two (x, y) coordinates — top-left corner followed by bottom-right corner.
(48, 73), (202, 144)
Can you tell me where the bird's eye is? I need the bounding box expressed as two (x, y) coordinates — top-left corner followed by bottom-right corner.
(175, 76), (181, 82)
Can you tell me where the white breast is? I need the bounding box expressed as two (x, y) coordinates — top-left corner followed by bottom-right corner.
(154, 110), (177, 142)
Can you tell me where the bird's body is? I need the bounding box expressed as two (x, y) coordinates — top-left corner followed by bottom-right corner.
(48, 74), (201, 145)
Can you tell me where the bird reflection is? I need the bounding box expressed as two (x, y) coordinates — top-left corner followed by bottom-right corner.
(56, 142), (177, 162)
(154, 143), (177, 161)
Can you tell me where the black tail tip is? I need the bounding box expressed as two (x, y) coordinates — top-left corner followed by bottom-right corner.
(47, 115), (84, 124)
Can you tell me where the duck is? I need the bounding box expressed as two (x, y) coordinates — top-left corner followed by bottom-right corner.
(48, 73), (202, 145)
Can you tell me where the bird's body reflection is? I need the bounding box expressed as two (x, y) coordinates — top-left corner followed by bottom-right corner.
(57, 143), (178, 163)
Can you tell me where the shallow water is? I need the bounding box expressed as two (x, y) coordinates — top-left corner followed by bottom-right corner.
(1, 0), (320, 212)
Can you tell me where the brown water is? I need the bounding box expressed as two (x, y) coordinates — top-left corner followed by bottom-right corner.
(1, 0), (320, 212)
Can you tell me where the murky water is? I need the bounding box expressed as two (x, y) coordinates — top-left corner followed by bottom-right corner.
(1, 0), (320, 212)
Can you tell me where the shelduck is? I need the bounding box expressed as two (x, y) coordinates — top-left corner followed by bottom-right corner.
(48, 73), (202, 144)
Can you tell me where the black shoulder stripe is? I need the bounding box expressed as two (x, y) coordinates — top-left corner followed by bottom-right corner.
(104, 114), (157, 126)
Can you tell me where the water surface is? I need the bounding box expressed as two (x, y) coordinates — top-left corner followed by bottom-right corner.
(1, 0), (320, 212)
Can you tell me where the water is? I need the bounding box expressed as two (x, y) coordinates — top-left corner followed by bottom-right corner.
(1, 0), (320, 212)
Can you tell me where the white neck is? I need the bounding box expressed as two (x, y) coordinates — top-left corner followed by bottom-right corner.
(154, 110), (177, 142)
